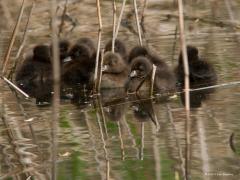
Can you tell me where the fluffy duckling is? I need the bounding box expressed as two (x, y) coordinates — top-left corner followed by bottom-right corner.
(15, 45), (52, 94)
(101, 52), (129, 88)
(175, 45), (217, 88)
(128, 46), (149, 63)
(125, 56), (176, 93)
(104, 39), (128, 62)
(62, 37), (96, 88)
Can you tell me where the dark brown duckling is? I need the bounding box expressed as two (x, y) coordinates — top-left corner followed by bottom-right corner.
(62, 38), (96, 88)
(175, 45), (217, 88)
(104, 39), (128, 63)
(101, 52), (129, 88)
(125, 56), (176, 93)
(128, 46), (149, 63)
(15, 45), (52, 95)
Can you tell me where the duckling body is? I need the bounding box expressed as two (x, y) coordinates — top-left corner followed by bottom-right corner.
(175, 45), (217, 88)
(126, 56), (176, 93)
(101, 52), (129, 88)
(15, 45), (52, 95)
(104, 39), (128, 63)
(62, 37), (96, 88)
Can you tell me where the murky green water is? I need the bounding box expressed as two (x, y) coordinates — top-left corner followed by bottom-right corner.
(1, 0), (240, 179)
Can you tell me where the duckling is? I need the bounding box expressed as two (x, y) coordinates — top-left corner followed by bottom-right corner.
(128, 46), (149, 63)
(62, 38), (96, 88)
(15, 45), (52, 94)
(101, 52), (129, 88)
(125, 56), (176, 93)
(175, 45), (217, 88)
(104, 39), (128, 62)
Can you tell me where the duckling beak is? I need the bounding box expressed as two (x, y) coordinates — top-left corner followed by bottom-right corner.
(63, 56), (72, 63)
(129, 70), (137, 78)
(102, 65), (109, 72)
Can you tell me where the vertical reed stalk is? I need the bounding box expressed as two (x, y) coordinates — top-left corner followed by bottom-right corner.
(50, 0), (60, 179)
(114, 0), (127, 40)
(177, 0), (190, 179)
(93, 0), (103, 93)
(9, 1), (35, 79)
(117, 121), (125, 160)
(133, 0), (143, 46)
(2, 0), (26, 75)
(112, 0), (117, 52)
(97, 49), (104, 93)
(177, 0), (189, 110)
(150, 64), (156, 97)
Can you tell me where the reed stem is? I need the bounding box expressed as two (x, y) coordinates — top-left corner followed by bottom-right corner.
(114, 0), (127, 40)
(133, 0), (143, 46)
(150, 64), (156, 97)
(2, 0), (26, 75)
(50, 0), (60, 178)
(112, 0), (117, 52)
(94, 0), (103, 93)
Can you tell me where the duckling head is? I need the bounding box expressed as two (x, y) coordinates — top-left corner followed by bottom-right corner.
(102, 52), (126, 74)
(76, 37), (96, 54)
(68, 44), (93, 62)
(104, 39), (127, 59)
(129, 56), (152, 79)
(129, 46), (149, 63)
(179, 45), (199, 64)
(33, 45), (51, 62)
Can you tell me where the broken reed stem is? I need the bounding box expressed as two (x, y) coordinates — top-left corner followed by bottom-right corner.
(1, 76), (29, 98)
(112, 0), (117, 52)
(58, 0), (69, 36)
(97, 49), (104, 92)
(94, 0), (102, 93)
(114, 0), (127, 40)
(50, 0), (60, 179)
(150, 64), (156, 97)
(133, 0), (143, 46)
(8, 1), (35, 79)
(2, 0), (26, 75)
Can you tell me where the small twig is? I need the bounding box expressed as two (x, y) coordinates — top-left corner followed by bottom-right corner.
(133, 0), (143, 46)
(58, 0), (69, 36)
(8, 1), (35, 79)
(1, 76), (29, 98)
(150, 64), (156, 97)
(114, 0), (127, 40)
(112, 0), (117, 52)
(2, 0), (26, 75)
(93, 0), (103, 93)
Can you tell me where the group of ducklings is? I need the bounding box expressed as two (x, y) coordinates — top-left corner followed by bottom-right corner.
(15, 37), (217, 99)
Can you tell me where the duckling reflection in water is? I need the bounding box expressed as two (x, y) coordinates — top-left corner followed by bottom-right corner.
(104, 39), (128, 63)
(62, 37), (96, 89)
(125, 56), (176, 94)
(175, 45), (217, 108)
(101, 52), (129, 88)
